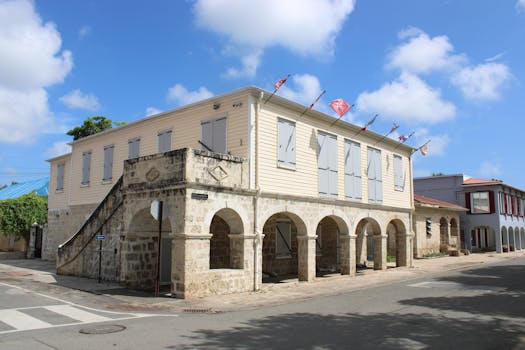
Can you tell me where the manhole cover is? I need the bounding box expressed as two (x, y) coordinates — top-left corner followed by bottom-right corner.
(79, 325), (126, 334)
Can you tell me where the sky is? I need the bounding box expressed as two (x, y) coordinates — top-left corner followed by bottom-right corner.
(1, 0), (524, 189)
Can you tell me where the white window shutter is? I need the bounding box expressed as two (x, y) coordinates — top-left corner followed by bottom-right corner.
(213, 117), (227, 153)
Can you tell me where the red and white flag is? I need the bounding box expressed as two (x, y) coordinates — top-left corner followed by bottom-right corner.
(274, 75), (289, 90)
(389, 123), (399, 134)
(399, 131), (414, 143)
(361, 114), (378, 131)
(419, 143), (429, 156)
(329, 98), (351, 117)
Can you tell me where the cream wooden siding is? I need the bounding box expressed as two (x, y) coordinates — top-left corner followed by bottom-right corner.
(48, 154), (71, 210)
(67, 93), (250, 206)
(257, 103), (412, 209)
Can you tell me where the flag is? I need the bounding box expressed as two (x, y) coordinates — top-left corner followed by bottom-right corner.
(419, 143), (429, 156)
(329, 98), (351, 117)
(274, 75), (289, 90)
(389, 123), (399, 134)
(361, 114), (378, 131)
(308, 90), (326, 111)
(398, 131), (414, 143)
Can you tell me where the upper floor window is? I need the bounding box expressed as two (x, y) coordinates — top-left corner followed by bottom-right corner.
(277, 118), (296, 169)
(128, 137), (140, 159)
(103, 145), (114, 182)
(367, 147), (382, 204)
(158, 130), (172, 153)
(318, 132), (338, 198)
(201, 116), (227, 153)
(344, 140), (361, 200)
(81, 151), (91, 186)
(56, 162), (65, 191)
(472, 192), (490, 213)
(393, 155), (404, 191)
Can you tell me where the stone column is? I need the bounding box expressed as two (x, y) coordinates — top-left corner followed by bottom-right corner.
(496, 228), (503, 253)
(171, 233), (212, 299)
(298, 235), (316, 282)
(340, 234), (357, 276)
(397, 232), (414, 267)
(373, 234), (387, 270)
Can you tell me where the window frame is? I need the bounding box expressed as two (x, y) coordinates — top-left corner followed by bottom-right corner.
(128, 137), (141, 159)
(102, 144), (114, 183)
(344, 139), (362, 201)
(201, 115), (228, 154)
(393, 154), (404, 191)
(471, 192), (490, 214)
(277, 118), (296, 170)
(157, 129), (172, 153)
(81, 151), (92, 186)
(56, 162), (65, 192)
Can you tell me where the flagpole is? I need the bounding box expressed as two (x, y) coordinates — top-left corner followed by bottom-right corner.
(264, 74), (290, 104)
(353, 114), (378, 137)
(330, 104), (354, 127)
(393, 131), (414, 151)
(373, 124), (398, 146)
(299, 90), (326, 118)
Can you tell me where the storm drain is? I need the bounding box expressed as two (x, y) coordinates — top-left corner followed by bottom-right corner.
(79, 324), (126, 334)
(183, 307), (212, 314)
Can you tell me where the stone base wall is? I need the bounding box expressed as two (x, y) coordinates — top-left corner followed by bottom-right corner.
(122, 236), (158, 290)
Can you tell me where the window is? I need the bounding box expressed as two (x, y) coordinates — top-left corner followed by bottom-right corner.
(276, 220), (292, 258)
(201, 117), (227, 153)
(318, 132), (338, 197)
(393, 155), (404, 191)
(158, 130), (172, 153)
(471, 192), (490, 214)
(81, 151), (91, 185)
(367, 147), (382, 204)
(103, 145), (114, 182)
(56, 162), (65, 191)
(277, 119), (296, 169)
(128, 137), (140, 159)
(426, 218), (432, 236)
(344, 140), (362, 200)
(499, 192), (505, 214)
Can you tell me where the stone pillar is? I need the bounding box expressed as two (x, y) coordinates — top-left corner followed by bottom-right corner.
(171, 233), (212, 299)
(373, 234), (387, 270)
(252, 233), (264, 291)
(496, 228), (503, 253)
(340, 234), (356, 276)
(28, 225), (37, 259)
(356, 233), (366, 265)
(397, 232), (414, 267)
(298, 235), (316, 282)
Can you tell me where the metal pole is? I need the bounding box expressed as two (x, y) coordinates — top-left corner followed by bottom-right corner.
(155, 201), (163, 296)
(98, 239), (102, 283)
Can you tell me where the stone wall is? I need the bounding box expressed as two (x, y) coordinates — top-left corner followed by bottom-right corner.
(262, 214), (299, 277)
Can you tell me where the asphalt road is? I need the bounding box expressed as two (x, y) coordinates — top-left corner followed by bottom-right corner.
(1, 256), (525, 349)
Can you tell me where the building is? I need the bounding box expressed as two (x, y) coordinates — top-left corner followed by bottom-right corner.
(413, 194), (466, 258)
(414, 174), (525, 254)
(47, 86), (416, 298)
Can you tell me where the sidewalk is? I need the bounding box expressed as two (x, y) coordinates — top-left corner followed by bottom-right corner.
(1, 251), (523, 314)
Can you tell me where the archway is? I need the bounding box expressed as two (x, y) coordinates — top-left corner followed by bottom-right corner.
(127, 207), (172, 289)
(262, 212), (307, 283)
(315, 216), (347, 276)
(450, 218), (459, 249)
(355, 218), (383, 270)
(386, 219), (408, 267)
(509, 227), (515, 251)
(514, 226), (521, 250)
(439, 217), (449, 253)
(208, 208), (244, 269)
(502, 227), (509, 252)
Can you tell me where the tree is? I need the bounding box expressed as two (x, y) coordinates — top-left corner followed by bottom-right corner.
(67, 116), (126, 140)
(0, 192), (47, 241)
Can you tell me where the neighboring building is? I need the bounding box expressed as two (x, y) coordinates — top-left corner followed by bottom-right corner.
(0, 177), (49, 200)
(414, 174), (525, 253)
(47, 86), (416, 298)
(413, 194), (466, 258)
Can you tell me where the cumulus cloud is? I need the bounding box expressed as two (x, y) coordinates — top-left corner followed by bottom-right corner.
(278, 74), (333, 115)
(194, 0), (355, 76)
(45, 141), (71, 158)
(146, 107), (162, 116)
(356, 73), (456, 124)
(413, 128), (450, 156)
(0, 0), (73, 144)
(517, 0), (525, 12)
(451, 63), (511, 101)
(59, 89), (100, 111)
(388, 27), (465, 74)
(223, 50), (262, 79)
(166, 84), (214, 106)
(479, 159), (502, 179)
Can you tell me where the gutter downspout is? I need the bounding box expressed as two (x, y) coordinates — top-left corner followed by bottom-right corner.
(253, 91), (263, 291)
(408, 151), (415, 267)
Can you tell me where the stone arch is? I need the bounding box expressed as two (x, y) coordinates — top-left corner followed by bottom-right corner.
(509, 227), (515, 251)
(208, 208), (245, 270)
(502, 226), (509, 252)
(315, 215), (349, 276)
(354, 217), (384, 270)
(261, 211), (308, 282)
(439, 217), (449, 252)
(126, 206), (172, 290)
(385, 219), (408, 267)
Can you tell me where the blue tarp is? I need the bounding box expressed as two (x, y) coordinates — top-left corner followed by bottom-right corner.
(0, 177), (49, 200)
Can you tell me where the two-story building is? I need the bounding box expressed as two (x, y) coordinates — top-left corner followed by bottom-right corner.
(414, 174), (525, 254)
(46, 86), (416, 298)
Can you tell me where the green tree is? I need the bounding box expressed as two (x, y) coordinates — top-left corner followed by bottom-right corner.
(0, 192), (47, 240)
(66, 116), (126, 140)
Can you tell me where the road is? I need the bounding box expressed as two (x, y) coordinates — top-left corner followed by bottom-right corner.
(1, 256), (524, 349)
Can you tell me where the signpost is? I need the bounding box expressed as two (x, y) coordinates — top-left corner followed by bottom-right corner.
(151, 200), (163, 296)
(96, 234), (106, 283)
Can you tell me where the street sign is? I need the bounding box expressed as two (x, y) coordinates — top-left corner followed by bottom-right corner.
(151, 200), (160, 220)
(96, 234), (105, 241)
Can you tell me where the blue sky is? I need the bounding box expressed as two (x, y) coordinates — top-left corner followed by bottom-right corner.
(1, 0), (524, 189)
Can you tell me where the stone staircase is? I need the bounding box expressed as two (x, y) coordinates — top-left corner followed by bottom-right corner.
(56, 176), (124, 280)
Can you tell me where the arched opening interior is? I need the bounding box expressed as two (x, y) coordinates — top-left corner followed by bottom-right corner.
(439, 217), (449, 253)
(502, 227), (509, 252)
(355, 218), (382, 269)
(315, 216), (345, 276)
(209, 208), (244, 269)
(386, 219), (408, 267)
(509, 227), (515, 251)
(450, 218), (459, 249)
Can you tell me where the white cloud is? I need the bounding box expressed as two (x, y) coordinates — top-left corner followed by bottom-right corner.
(59, 89), (100, 111)
(479, 160), (502, 179)
(451, 63), (511, 101)
(413, 128), (450, 156)
(146, 107), (162, 116)
(0, 0), (73, 144)
(356, 73), (456, 124)
(166, 84), (214, 106)
(517, 0), (525, 12)
(194, 0), (355, 76)
(45, 141), (71, 158)
(223, 50), (262, 79)
(388, 28), (465, 74)
(278, 74), (333, 115)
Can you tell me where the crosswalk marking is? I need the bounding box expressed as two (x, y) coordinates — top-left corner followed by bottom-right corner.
(43, 305), (111, 323)
(0, 309), (52, 331)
